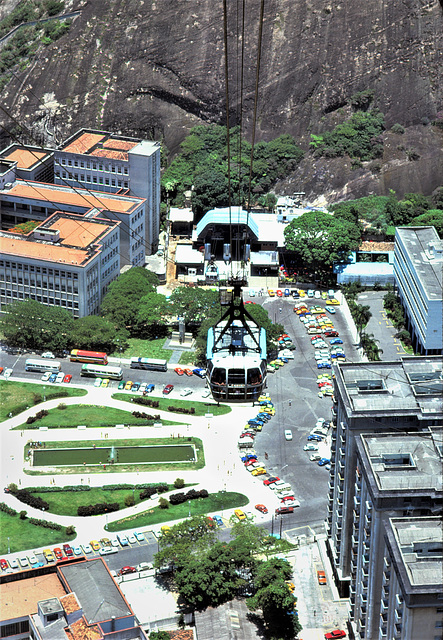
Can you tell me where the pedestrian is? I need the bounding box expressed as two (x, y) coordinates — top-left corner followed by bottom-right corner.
(265, 452), (269, 460)
(289, 399), (292, 407)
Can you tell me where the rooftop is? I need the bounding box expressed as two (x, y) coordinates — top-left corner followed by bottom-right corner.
(3, 147), (49, 169)
(334, 357), (443, 419)
(195, 598), (264, 640)
(395, 226), (443, 301)
(358, 429), (443, 494)
(0, 573), (66, 620)
(2, 181), (144, 214)
(59, 558), (132, 624)
(59, 129), (158, 161)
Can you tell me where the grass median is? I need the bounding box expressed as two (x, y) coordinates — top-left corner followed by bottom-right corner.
(0, 511), (76, 555)
(0, 380), (86, 422)
(106, 491), (248, 532)
(112, 393), (231, 416)
(14, 404), (183, 430)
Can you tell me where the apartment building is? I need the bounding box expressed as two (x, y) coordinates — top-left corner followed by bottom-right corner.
(0, 212), (120, 317)
(380, 517), (443, 640)
(350, 431), (442, 639)
(0, 143), (54, 184)
(394, 226), (443, 355)
(53, 129), (161, 253)
(0, 181), (146, 268)
(327, 357), (443, 597)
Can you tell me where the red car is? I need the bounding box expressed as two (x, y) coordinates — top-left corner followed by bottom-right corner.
(275, 506), (294, 515)
(119, 566), (136, 575)
(53, 548), (63, 560)
(244, 459), (258, 466)
(163, 384), (174, 394)
(311, 335), (322, 341)
(240, 432), (255, 438)
(183, 368), (193, 376)
(276, 290), (283, 297)
(63, 374), (72, 383)
(174, 368), (184, 376)
(324, 331), (339, 337)
(63, 544), (73, 557)
(0, 559), (8, 570)
(280, 495), (295, 502)
(255, 504), (268, 514)
(325, 631), (346, 640)
(263, 476), (280, 486)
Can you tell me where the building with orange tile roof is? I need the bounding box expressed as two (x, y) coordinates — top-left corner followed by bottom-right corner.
(54, 128), (161, 254)
(0, 212), (120, 317)
(0, 558), (149, 640)
(1, 180), (146, 269)
(0, 143), (54, 184)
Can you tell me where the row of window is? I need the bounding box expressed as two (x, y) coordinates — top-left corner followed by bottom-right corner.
(56, 171), (129, 189)
(0, 291), (79, 308)
(57, 157), (129, 174)
(0, 261), (78, 278)
(0, 277), (78, 293)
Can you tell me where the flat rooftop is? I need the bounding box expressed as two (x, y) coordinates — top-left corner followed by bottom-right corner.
(3, 147), (48, 170)
(388, 517), (442, 589)
(60, 129), (158, 161)
(395, 227), (443, 301)
(2, 181), (144, 214)
(0, 573), (66, 620)
(335, 357), (443, 419)
(358, 430), (443, 494)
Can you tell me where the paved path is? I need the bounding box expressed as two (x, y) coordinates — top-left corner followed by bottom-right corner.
(1, 382), (282, 545)
(357, 290), (407, 360)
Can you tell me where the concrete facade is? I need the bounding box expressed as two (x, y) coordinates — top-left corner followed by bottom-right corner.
(326, 357), (443, 597)
(394, 226), (443, 355)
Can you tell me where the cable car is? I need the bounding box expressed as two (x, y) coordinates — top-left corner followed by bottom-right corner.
(206, 279), (267, 402)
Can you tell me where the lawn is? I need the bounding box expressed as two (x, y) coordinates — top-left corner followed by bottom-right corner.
(106, 491), (249, 532)
(178, 351), (196, 365)
(24, 482), (185, 517)
(24, 436), (205, 474)
(14, 404), (183, 430)
(0, 510), (76, 555)
(113, 393), (231, 417)
(0, 380), (86, 422)
(111, 337), (172, 360)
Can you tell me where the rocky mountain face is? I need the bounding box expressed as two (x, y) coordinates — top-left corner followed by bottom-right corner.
(1, 0), (442, 201)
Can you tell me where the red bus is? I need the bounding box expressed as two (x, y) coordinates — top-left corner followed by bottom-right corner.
(70, 349), (108, 365)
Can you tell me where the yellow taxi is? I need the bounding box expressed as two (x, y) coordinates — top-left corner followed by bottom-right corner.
(326, 298), (340, 305)
(125, 380), (133, 390)
(90, 540), (100, 551)
(234, 509), (246, 521)
(251, 467), (266, 476)
(43, 548), (55, 562)
(101, 378), (109, 388)
(268, 289), (275, 297)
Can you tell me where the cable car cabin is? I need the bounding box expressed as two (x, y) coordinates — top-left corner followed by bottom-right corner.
(206, 319), (267, 402)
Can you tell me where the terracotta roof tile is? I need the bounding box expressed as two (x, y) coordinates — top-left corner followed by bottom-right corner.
(47, 216), (111, 248)
(90, 148), (128, 161)
(62, 133), (106, 154)
(6, 182), (142, 213)
(5, 148), (47, 169)
(1, 234), (89, 265)
(167, 631), (194, 640)
(359, 241), (395, 251)
(60, 593), (81, 614)
(103, 139), (138, 151)
(66, 617), (102, 640)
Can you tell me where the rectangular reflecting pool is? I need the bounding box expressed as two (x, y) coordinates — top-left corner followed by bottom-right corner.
(32, 444), (196, 466)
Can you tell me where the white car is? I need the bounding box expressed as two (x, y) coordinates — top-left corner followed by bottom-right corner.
(28, 554), (39, 566)
(310, 428), (328, 437)
(9, 558), (19, 569)
(94, 378), (102, 387)
(133, 531), (145, 542)
(180, 388), (192, 397)
(278, 349), (294, 360)
(55, 372), (64, 383)
(42, 352), (55, 359)
(304, 444), (319, 451)
(73, 546), (82, 555)
(111, 538), (120, 547)
(82, 544), (92, 554)
(4, 368), (13, 378)
(139, 383), (147, 393)
(41, 371), (52, 381)
(314, 290), (321, 298)
(284, 430), (293, 441)
(316, 418), (327, 429)
(128, 534), (137, 544)
(310, 454), (322, 461)
(19, 557), (29, 567)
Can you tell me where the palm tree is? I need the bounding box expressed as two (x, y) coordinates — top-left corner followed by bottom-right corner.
(353, 304), (372, 342)
(361, 332), (383, 361)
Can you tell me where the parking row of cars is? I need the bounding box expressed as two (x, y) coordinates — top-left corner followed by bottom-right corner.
(40, 371), (72, 383)
(238, 394), (299, 516)
(0, 532), (147, 573)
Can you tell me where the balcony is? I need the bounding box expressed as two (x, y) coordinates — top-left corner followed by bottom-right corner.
(352, 534), (360, 547)
(380, 625), (387, 638)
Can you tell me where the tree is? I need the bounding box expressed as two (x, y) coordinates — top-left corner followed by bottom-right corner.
(70, 315), (128, 352)
(100, 268), (158, 332)
(149, 632), (170, 640)
(170, 287), (221, 326)
(191, 170), (229, 221)
(135, 292), (170, 338)
(409, 209), (443, 238)
(352, 303), (372, 339)
(0, 299), (74, 351)
(284, 211), (361, 275)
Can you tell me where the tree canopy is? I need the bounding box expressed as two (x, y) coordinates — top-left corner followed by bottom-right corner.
(0, 299), (74, 351)
(135, 292), (170, 338)
(69, 315), (129, 352)
(284, 211), (361, 275)
(100, 267), (158, 332)
(170, 286), (221, 325)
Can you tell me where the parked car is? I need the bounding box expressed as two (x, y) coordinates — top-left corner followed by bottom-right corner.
(251, 467), (267, 476)
(330, 338), (343, 345)
(81, 544), (92, 554)
(284, 429), (293, 441)
(0, 559), (9, 570)
(174, 367), (184, 376)
(163, 384), (174, 394)
(145, 383), (155, 393)
(324, 330), (339, 337)
(48, 372), (57, 383)
(317, 570), (327, 584)
(241, 454), (257, 462)
(310, 454), (322, 461)
(304, 444), (319, 451)
(234, 509), (246, 521)
(184, 368), (193, 376)
(63, 374), (72, 383)
(192, 368), (206, 378)
(101, 378), (110, 388)
(324, 631), (346, 640)
(118, 381), (125, 389)
(53, 548), (63, 560)
(180, 387), (192, 397)
(213, 515), (223, 527)
(139, 383), (147, 393)
(275, 506), (294, 515)
(90, 540), (100, 551)
(318, 458), (331, 466)
(41, 371), (52, 381)
(119, 566), (136, 575)
(255, 504), (268, 514)
(43, 549), (55, 563)
(325, 306), (336, 314)
(63, 544), (73, 557)
(307, 434), (323, 442)
(130, 381), (140, 392)
(263, 476), (280, 486)
(133, 531), (145, 542)
(42, 352), (55, 359)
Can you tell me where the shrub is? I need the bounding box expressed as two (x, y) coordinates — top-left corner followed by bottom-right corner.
(140, 487), (157, 500)
(77, 502), (119, 516)
(159, 497), (169, 509)
(28, 518), (61, 530)
(65, 525), (76, 535)
(19, 510), (27, 520)
(391, 123), (405, 134)
(135, 397), (160, 408)
(57, 403), (67, 410)
(0, 502), (17, 516)
(124, 495), (135, 507)
(15, 489), (49, 510)
(174, 478), (185, 489)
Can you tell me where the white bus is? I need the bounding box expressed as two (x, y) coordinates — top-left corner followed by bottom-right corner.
(25, 359), (61, 373)
(130, 357), (168, 372)
(80, 364), (123, 380)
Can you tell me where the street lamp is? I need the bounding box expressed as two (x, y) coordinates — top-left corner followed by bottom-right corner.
(43, 386), (46, 402)
(188, 500), (191, 517)
(7, 537), (10, 554)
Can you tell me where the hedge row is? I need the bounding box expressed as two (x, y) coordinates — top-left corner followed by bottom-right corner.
(135, 397), (160, 408)
(26, 409), (49, 424)
(27, 485), (91, 493)
(169, 489), (208, 505)
(15, 489), (49, 510)
(132, 411), (161, 420)
(77, 502), (119, 516)
(0, 502), (17, 516)
(139, 482), (169, 500)
(168, 406), (195, 415)
(28, 518), (62, 531)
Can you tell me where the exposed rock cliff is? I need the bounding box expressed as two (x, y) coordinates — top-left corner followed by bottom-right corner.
(1, 0), (442, 200)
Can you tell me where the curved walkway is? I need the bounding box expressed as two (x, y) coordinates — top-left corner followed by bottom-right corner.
(1, 383), (280, 549)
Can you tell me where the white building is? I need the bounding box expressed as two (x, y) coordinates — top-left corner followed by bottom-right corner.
(394, 226), (442, 355)
(0, 212), (120, 317)
(53, 129), (161, 253)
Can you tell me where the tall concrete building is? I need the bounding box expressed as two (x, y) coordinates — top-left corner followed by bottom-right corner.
(394, 226), (442, 355)
(53, 129), (161, 253)
(327, 357), (443, 597)
(350, 431), (442, 639)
